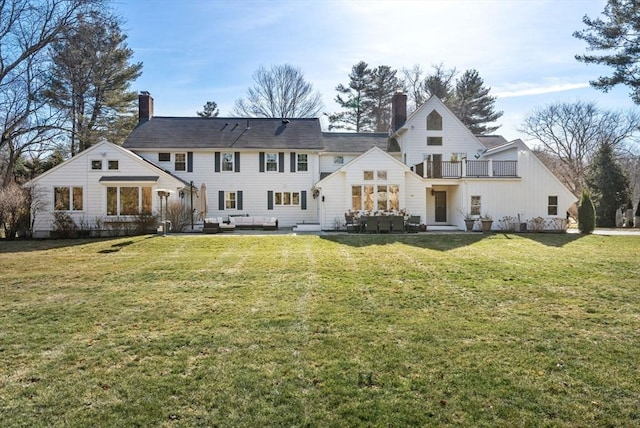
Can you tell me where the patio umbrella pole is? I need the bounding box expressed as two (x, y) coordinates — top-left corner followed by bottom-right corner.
(190, 181), (194, 230)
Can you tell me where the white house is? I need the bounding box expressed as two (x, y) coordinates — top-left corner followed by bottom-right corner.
(26, 91), (577, 236)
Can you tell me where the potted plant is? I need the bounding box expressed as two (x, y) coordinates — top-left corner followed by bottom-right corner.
(480, 213), (493, 233)
(459, 210), (475, 232)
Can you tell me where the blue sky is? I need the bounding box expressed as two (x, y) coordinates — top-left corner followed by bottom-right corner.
(115, 0), (636, 143)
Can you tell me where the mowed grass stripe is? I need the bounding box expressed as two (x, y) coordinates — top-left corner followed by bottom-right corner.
(0, 233), (639, 426)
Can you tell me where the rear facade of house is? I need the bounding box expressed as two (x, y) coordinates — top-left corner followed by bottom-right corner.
(27, 92), (576, 237)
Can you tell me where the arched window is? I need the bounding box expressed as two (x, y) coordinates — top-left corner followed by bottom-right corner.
(427, 110), (442, 130)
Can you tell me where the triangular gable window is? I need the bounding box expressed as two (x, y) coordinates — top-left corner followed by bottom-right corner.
(427, 110), (443, 130)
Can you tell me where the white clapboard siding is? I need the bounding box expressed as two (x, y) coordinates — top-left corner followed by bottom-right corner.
(25, 142), (185, 236)
(400, 97), (486, 167)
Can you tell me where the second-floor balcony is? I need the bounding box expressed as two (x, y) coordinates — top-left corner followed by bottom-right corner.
(413, 159), (518, 179)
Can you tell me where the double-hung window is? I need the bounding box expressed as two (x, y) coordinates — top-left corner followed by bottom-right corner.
(175, 153), (186, 171)
(222, 153), (234, 172)
(225, 192), (237, 209)
(548, 196), (558, 216)
(297, 154), (308, 172)
(265, 153), (278, 172)
(470, 196), (481, 216)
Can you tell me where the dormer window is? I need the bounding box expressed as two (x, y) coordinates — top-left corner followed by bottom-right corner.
(427, 110), (443, 130)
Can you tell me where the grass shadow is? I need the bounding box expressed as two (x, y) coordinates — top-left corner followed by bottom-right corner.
(321, 231), (586, 250)
(97, 240), (136, 254)
(320, 232), (486, 251)
(0, 236), (149, 254)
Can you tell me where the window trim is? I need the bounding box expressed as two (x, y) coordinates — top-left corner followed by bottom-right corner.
(221, 152), (234, 172)
(427, 110), (443, 130)
(427, 136), (443, 146)
(225, 191), (237, 209)
(274, 191), (301, 206)
(296, 153), (308, 172)
(175, 152), (186, 171)
(106, 185), (152, 216)
(265, 153), (278, 172)
(470, 195), (481, 216)
(548, 195), (558, 216)
(351, 184), (399, 211)
(54, 186), (84, 211)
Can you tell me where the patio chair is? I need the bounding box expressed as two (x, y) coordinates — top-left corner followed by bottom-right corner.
(377, 216), (391, 233)
(391, 215), (405, 233)
(406, 215), (420, 233)
(366, 216), (379, 234)
(345, 214), (360, 233)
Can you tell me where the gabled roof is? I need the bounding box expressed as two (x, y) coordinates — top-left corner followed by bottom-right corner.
(316, 146), (416, 186)
(476, 135), (509, 150)
(321, 132), (389, 153)
(24, 141), (188, 188)
(124, 117), (324, 150)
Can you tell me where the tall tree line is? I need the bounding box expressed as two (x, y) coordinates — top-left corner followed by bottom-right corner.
(329, 61), (502, 135)
(0, 0), (142, 186)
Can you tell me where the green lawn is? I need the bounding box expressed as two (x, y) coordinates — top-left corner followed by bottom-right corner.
(1, 233), (639, 427)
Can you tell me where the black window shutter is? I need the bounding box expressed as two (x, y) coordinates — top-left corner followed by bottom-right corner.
(218, 190), (225, 210)
(259, 152), (265, 172)
(301, 191), (307, 210)
(237, 191), (243, 210)
(267, 191), (274, 210)
(187, 152), (193, 172)
(279, 152), (285, 173)
(214, 152), (220, 172)
(290, 152), (296, 172)
(235, 152), (241, 172)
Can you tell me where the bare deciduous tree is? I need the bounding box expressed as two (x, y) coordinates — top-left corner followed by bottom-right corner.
(233, 64), (323, 118)
(521, 101), (640, 195)
(1, 0), (100, 183)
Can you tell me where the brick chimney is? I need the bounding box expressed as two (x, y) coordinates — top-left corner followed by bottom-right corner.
(391, 91), (407, 132)
(138, 91), (154, 122)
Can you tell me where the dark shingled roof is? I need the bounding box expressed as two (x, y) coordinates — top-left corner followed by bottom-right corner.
(321, 132), (389, 153)
(476, 135), (509, 150)
(99, 176), (159, 182)
(123, 117), (324, 150)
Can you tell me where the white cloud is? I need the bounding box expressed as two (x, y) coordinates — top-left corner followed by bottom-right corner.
(495, 82), (591, 98)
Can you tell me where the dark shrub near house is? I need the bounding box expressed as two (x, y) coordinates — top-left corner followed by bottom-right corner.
(578, 189), (596, 234)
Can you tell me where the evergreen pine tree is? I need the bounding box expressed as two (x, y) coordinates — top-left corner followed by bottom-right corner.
(452, 69), (503, 134)
(44, 11), (142, 154)
(366, 65), (402, 132)
(578, 189), (596, 234)
(585, 144), (630, 227)
(328, 61), (373, 132)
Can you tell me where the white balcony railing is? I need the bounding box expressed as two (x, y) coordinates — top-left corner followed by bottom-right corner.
(413, 160), (518, 178)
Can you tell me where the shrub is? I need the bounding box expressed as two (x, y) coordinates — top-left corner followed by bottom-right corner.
(165, 201), (192, 232)
(528, 216), (545, 232)
(578, 189), (596, 234)
(52, 212), (78, 238)
(134, 212), (159, 234)
(0, 183), (31, 239)
(498, 216), (518, 231)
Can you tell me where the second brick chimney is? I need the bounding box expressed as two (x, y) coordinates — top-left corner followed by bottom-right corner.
(391, 91), (407, 132)
(138, 91), (154, 123)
